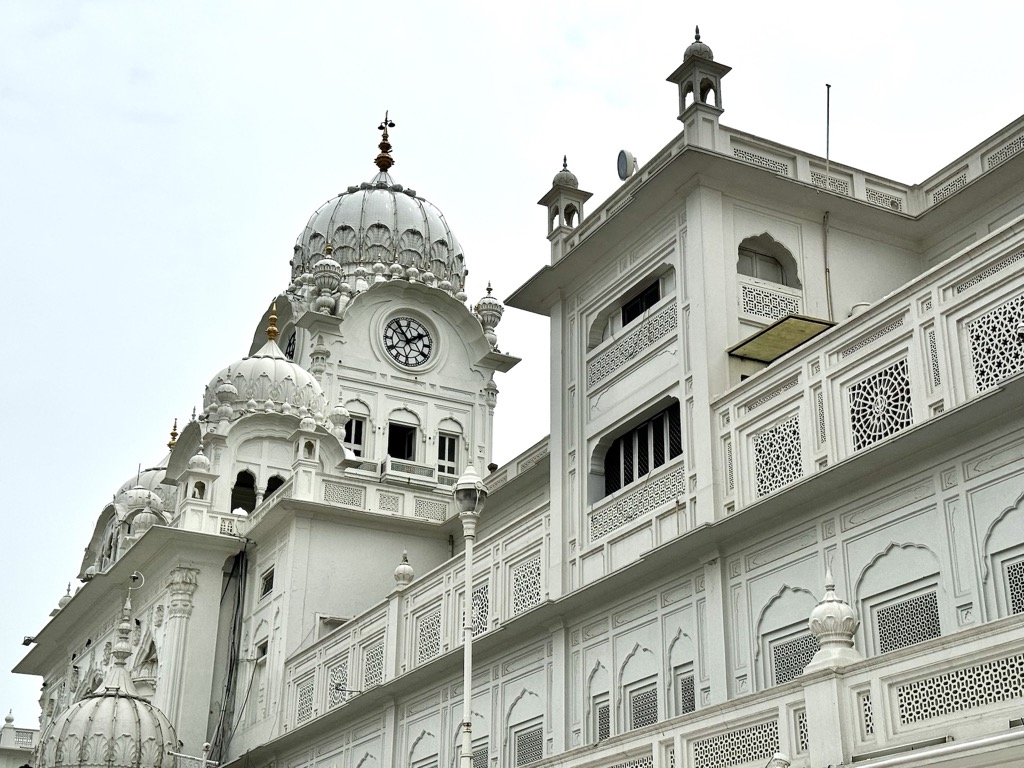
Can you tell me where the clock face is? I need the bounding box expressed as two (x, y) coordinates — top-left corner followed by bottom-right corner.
(383, 316), (433, 367)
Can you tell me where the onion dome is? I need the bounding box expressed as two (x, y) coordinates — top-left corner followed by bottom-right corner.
(552, 156), (579, 188)
(203, 308), (327, 422)
(121, 485), (163, 514)
(394, 551), (414, 590)
(684, 26), (713, 60)
(36, 598), (177, 768)
(130, 503), (161, 535)
(115, 458), (172, 512)
(804, 564), (863, 674)
(290, 116), (466, 296)
(474, 283), (504, 350)
(58, 584), (72, 609)
(187, 446), (211, 472)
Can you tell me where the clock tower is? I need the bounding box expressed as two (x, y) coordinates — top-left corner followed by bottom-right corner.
(251, 117), (519, 512)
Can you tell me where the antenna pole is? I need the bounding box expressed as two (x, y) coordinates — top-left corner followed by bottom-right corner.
(825, 84), (831, 180)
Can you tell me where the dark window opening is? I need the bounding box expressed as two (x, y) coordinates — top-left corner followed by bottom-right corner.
(259, 568), (274, 599)
(343, 417), (365, 457)
(255, 639), (269, 660)
(388, 423), (417, 461)
(621, 282), (661, 326)
(265, 475), (285, 497)
(231, 470), (257, 513)
(603, 402), (682, 497)
(284, 331), (297, 360)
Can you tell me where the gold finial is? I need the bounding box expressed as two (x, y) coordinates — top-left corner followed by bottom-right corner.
(374, 111), (396, 173)
(167, 418), (179, 450)
(267, 302), (280, 342)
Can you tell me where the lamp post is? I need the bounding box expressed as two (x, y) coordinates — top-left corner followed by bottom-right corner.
(453, 465), (487, 768)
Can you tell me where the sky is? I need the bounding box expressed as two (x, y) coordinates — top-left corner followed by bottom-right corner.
(0, 0), (1020, 728)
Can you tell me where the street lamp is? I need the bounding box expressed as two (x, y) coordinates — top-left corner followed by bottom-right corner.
(453, 465), (487, 768)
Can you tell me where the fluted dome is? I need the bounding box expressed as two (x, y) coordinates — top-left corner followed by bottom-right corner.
(291, 170), (466, 294)
(552, 156), (579, 188)
(203, 337), (327, 421)
(37, 600), (177, 768)
(684, 26), (713, 60)
(115, 457), (173, 513)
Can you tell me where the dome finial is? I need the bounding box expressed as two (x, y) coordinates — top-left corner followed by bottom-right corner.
(694, 25), (700, 41)
(167, 418), (178, 450)
(267, 302), (279, 342)
(562, 155), (568, 170)
(375, 110), (396, 173)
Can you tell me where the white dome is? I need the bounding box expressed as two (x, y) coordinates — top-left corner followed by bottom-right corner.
(291, 172), (466, 293)
(115, 456), (172, 513)
(203, 338), (327, 420)
(36, 601), (177, 768)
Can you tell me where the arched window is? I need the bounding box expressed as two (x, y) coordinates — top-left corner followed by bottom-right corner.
(230, 470), (257, 513)
(601, 402), (682, 498)
(265, 475), (286, 497)
(737, 234), (801, 288)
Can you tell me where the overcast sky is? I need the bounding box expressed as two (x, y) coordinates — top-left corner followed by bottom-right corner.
(1, 0), (1020, 726)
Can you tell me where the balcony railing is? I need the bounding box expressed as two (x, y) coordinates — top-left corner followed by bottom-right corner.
(716, 217), (1024, 513)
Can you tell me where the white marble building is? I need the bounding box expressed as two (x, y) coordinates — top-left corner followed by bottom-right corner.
(15, 30), (1024, 768)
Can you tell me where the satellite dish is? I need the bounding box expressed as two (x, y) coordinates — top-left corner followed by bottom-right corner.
(617, 149), (638, 181)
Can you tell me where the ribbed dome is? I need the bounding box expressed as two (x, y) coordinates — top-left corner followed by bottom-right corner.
(684, 26), (713, 60)
(36, 600), (177, 768)
(291, 171), (466, 294)
(115, 456), (173, 513)
(552, 156), (579, 188)
(203, 337), (327, 421)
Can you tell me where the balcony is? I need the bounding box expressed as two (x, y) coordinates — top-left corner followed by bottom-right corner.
(715, 216), (1024, 514)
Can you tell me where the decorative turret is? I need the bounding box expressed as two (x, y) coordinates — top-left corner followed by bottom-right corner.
(804, 563), (863, 673)
(36, 593), (177, 768)
(538, 156), (593, 264)
(393, 551), (415, 590)
(474, 283), (504, 350)
(666, 26), (731, 125)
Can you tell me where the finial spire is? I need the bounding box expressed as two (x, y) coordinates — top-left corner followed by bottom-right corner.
(486, 282), (493, 295)
(375, 111), (396, 173)
(167, 418), (179, 450)
(562, 155), (568, 170)
(694, 25), (700, 41)
(267, 302), (279, 342)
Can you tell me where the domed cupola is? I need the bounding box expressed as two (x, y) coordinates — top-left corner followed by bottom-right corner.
(289, 114), (467, 300)
(36, 596), (177, 768)
(684, 25), (714, 60)
(202, 306), (327, 424)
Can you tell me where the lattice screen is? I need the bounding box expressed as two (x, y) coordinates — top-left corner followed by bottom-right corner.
(327, 660), (348, 708)
(678, 673), (695, 715)
(968, 293), (1024, 392)
(511, 556), (543, 615)
(590, 466), (686, 540)
(363, 641), (384, 688)
(514, 725), (543, 766)
(771, 633), (819, 684)
(588, 303), (678, 387)
(611, 757), (654, 768)
(848, 359), (913, 451)
(596, 701), (610, 742)
(876, 591), (940, 654)
(323, 481), (363, 506)
(691, 720), (779, 768)
(416, 608), (442, 664)
(471, 584), (489, 635)
(896, 651), (1024, 724)
(859, 690), (874, 737)
(753, 415), (802, 497)
(1006, 558), (1024, 615)
(795, 708), (808, 754)
(740, 283), (801, 322)
(472, 745), (488, 768)
(630, 686), (658, 729)
(295, 678), (314, 723)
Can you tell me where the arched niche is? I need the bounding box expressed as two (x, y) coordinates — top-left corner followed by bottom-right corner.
(230, 469), (258, 513)
(752, 584), (818, 689)
(587, 266), (676, 350)
(737, 233), (801, 289)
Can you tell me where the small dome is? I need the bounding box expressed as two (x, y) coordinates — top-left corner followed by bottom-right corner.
(203, 337), (327, 421)
(804, 565), (863, 674)
(58, 584), (72, 609)
(130, 509), (161, 535)
(187, 446), (211, 472)
(121, 485), (163, 514)
(552, 156), (579, 188)
(684, 26), (713, 60)
(393, 551), (415, 590)
(36, 600), (177, 768)
(5, 712), (14, 725)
